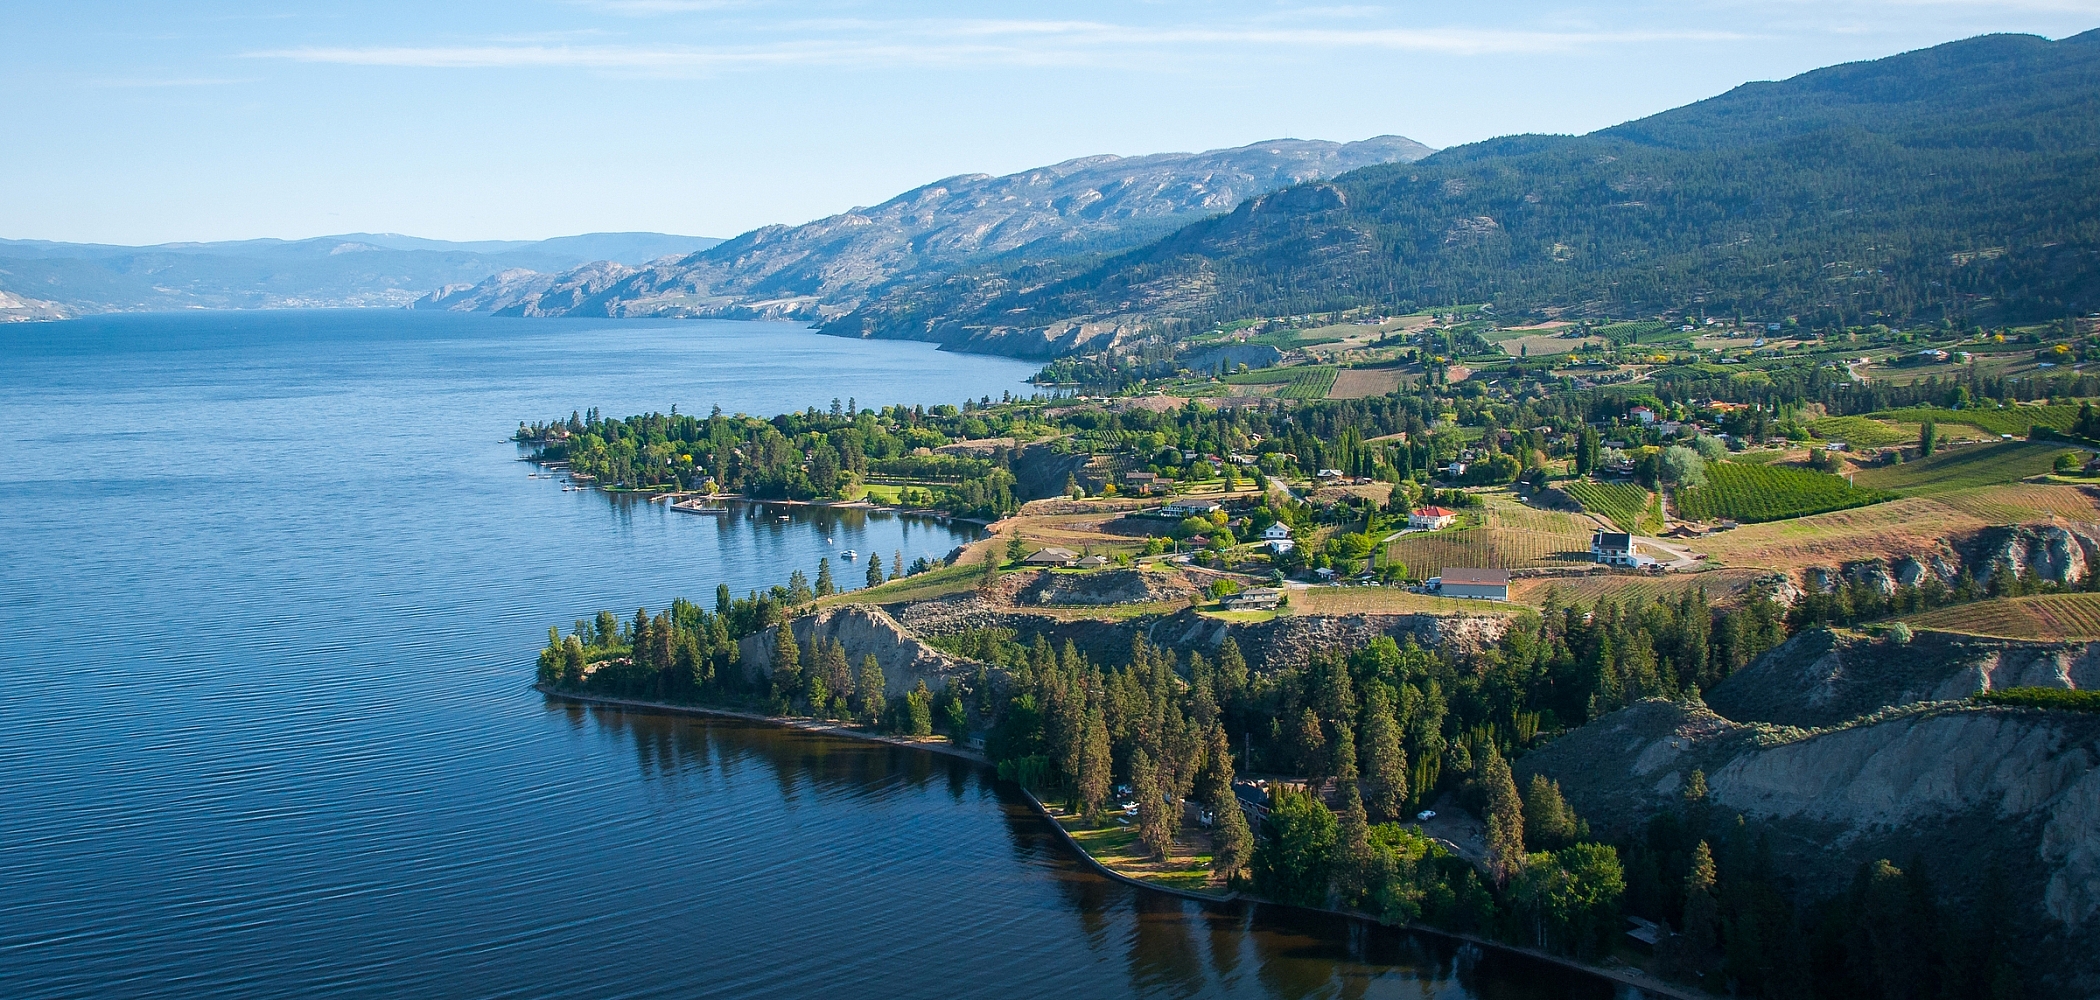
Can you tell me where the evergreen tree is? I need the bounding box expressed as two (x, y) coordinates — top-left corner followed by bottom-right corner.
(1524, 775), (1587, 851)
(814, 558), (835, 597)
(1293, 707), (1328, 778)
(1360, 688), (1409, 821)
(1199, 723), (1253, 880)
(865, 553), (884, 589)
(857, 654), (886, 725)
(1481, 746), (1526, 887)
(1672, 840), (1721, 979)
(1920, 419), (1938, 457)
(1077, 704), (1113, 819)
(1131, 747), (1173, 859)
(1332, 782), (1379, 907)
(771, 626), (802, 705)
(891, 550), (903, 581)
(1251, 786), (1336, 908)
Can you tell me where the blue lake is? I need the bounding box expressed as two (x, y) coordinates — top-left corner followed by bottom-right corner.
(0, 310), (1636, 999)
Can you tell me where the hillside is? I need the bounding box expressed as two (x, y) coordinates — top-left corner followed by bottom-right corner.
(415, 136), (1434, 341)
(0, 232), (720, 317)
(838, 30), (2100, 353)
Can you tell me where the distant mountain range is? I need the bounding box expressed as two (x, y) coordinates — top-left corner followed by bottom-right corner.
(0, 232), (722, 320)
(828, 29), (2100, 356)
(412, 137), (1435, 327)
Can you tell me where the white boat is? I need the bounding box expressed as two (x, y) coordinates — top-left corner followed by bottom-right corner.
(841, 550), (857, 560)
(671, 500), (730, 514)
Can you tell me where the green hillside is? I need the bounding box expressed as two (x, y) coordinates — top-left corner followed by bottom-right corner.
(836, 30), (2100, 345)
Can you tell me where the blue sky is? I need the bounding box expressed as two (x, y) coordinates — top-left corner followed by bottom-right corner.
(6, 1), (2097, 245)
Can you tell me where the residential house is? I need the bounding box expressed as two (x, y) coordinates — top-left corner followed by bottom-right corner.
(1261, 523), (1292, 541)
(1221, 587), (1283, 610)
(1073, 554), (1109, 569)
(1591, 530), (1638, 567)
(1023, 547), (1079, 567)
(1408, 506), (1458, 530)
(1442, 460), (1468, 479)
(1631, 406), (1656, 425)
(1436, 567), (1510, 601)
(1161, 499), (1222, 519)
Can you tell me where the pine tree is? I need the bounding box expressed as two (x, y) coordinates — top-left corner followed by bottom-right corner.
(1361, 688), (1410, 821)
(1077, 704), (1113, 819)
(865, 553), (884, 589)
(1676, 840), (1721, 977)
(890, 550), (902, 581)
(857, 654), (886, 725)
(1523, 774), (1587, 851)
(1332, 782), (1379, 907)
(814, 558), (835, 597)
(1132, 747), (1172, 859)
(1216, 637), (1248, 703)
(1293, 707), (1327, 779)
(1199, 723), (1253, 880)
(771, 626), (802, 704)
(1481, 746), (1526, 887)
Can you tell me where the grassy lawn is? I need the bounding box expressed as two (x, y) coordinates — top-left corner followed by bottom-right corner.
(1040, 801), (1226, 895)
(859, 483), (903, 503)
(1197, 608), (1280, 623)
(823, 560), (982, 608)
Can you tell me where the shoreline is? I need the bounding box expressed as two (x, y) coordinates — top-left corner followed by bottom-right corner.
(534, 684), (1700, 1000)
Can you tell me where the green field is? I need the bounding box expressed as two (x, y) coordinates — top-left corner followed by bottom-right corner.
(1868, 404), (2083, 438)
(1673, 462), (1893, 523)
(1806, 415), (1912, 448)
(1909, 593), (2100, 642)
(1278, 368), (1341, 399)
(1562, 480), (1651, 534)
(1220, 366), (1313, 385)
(1851, 441), (2076, 495)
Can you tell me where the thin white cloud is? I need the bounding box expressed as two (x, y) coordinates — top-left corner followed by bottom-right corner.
(89, 77), (257, 88)
(248, 17), (1748, 74)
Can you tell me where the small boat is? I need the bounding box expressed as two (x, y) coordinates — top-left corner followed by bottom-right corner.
(841, 550), (857, 560)
(778, 514), (791, 522)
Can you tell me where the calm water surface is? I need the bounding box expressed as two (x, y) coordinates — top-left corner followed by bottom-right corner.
(0, 311), (1635, 999)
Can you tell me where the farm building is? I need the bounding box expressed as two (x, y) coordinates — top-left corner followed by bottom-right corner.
(1591, 531), (1638, 567)
(1437, 568), (1510, 601)
(1409, 506), (1458, 530)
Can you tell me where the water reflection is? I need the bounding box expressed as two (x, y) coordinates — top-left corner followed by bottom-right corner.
(572, 701), (1635, 1000)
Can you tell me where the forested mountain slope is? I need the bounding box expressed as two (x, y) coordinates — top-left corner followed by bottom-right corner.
(832, 30), (2100, 354)
(414, 136), (1432, 323)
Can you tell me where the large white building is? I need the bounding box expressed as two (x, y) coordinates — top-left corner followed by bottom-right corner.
(1409, 506), (1458, 530)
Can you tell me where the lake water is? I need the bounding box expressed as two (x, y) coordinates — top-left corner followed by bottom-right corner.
(0, 310), (1636, 999)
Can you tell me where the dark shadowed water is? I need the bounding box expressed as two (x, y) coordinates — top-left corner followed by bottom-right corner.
(0, 311), (1638, 999)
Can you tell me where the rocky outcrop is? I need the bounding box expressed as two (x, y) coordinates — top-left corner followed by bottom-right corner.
(892, 590), (1508, 671)
(1707, 627), (2100, 728)
(1517, 699), (2100, 995)
(737, 605), (979, 698)
(1015, 568), (1193, 607)
(1963, 523), (2100, 589)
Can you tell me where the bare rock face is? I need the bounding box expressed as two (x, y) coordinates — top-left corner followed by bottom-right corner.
(1962, 523), (2100, 589)
(1707, 628), (2100, 729)
(737, 605), (978, 698)
(1014, 568), (1193, 606)
(1517, 699), (2100, 994)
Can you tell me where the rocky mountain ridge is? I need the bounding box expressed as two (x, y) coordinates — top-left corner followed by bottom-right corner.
(414, 136), (1433, 346)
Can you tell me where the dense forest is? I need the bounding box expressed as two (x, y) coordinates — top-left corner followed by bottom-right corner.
(534, 552), (2045, 996)
(833, 30), (2100, 345)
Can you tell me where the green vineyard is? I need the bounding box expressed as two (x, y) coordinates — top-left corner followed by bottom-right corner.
(1277, 367), (1340, 399)
(1562, 480), (1650, 534)
(1673, 463), (1893, 523)
(1851, 441), (2074, 495)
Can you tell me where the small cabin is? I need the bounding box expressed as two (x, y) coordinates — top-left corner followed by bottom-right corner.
(1262, 523), (1292, 541)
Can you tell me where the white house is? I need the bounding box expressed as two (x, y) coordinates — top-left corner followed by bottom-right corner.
(1442, 461), (1468, 479)
(1409, 505), (1458, 530)
(1161, 499), (1221, 519)
(1631, 406), (1656, 425)
(1591, 530), (1638, 567)
(1261, 523), (1292, 541)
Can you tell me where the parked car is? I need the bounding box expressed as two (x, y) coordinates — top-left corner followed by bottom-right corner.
(1416, 809), (1437, 822)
